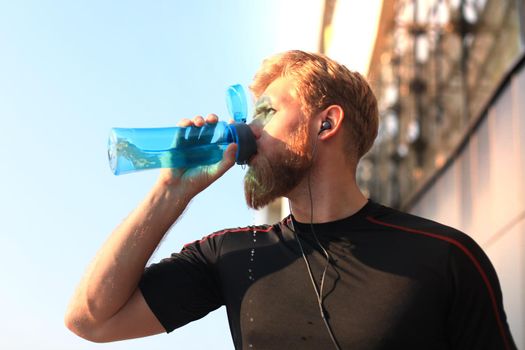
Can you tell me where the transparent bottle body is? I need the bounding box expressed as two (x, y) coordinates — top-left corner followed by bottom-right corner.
(108, 122), (236, 175)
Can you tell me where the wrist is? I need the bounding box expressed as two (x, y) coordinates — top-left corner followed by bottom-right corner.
(153, 175), (193, 207)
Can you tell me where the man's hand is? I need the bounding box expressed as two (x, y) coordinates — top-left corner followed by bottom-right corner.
(157, 114), (238, 201)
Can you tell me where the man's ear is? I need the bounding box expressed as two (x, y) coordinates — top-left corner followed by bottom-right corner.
(317, 105), (344, 139)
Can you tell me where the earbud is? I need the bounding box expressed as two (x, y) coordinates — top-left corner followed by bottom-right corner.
(318, 120), (332, 135)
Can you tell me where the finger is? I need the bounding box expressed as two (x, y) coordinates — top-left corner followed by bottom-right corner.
(228, 118), (235, 124)
(205, 114), (219, 124)
(193, 115), (205, 127)
(177, 118), (192, 127)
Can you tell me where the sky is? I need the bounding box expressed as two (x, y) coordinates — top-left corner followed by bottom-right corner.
(2, 2), (521, 349)
(0, 1), (326, 349)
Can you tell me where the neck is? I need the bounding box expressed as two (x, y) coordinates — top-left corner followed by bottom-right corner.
(287, 165), (368, 224)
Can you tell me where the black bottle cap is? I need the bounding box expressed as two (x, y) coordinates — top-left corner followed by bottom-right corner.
(232, 123), (257, 165)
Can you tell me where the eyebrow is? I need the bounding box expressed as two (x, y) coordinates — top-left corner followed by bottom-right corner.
(254, 95), (273, 109)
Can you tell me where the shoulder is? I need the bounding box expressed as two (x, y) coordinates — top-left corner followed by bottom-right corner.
(202, 224), (274, 241)
(366, 202), (496, 279)
(365, 202), (475, 249)
(183, 224), (275, 251)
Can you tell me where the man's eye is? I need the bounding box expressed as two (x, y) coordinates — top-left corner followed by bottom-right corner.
(254, 107), (276, 121)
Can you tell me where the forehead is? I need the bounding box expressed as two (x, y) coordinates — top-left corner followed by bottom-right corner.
(259, 76), (300, 106)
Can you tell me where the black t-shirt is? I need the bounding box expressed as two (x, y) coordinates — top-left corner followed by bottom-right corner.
(139, 200), (516, 349)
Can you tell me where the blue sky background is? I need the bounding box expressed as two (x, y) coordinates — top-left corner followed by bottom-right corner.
(0, 1), (322, 349)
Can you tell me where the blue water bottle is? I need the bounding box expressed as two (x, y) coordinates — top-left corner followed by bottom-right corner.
(108, 85), (256, 175)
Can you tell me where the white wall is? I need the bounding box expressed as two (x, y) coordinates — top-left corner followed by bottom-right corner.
(411, 64), (525, 348)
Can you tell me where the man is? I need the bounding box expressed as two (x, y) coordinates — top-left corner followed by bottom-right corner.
(65, 50), (516, 349)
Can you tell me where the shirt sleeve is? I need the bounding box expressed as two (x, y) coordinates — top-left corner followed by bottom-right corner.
(445, 234), (517, 350)
(138, 232), (225, 333)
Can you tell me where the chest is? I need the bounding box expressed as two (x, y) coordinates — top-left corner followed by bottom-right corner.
(219, 238), (449, 349)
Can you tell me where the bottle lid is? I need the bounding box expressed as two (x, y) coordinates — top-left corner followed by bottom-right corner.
(226, 84), (248, 123)
(232, 123), (257, 165)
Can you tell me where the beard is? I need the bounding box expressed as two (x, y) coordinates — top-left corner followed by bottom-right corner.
(244, 125), (312, 210)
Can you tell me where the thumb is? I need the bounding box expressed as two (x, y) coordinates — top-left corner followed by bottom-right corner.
(205, 143), (238, 182)
(223, 143), (238, 165)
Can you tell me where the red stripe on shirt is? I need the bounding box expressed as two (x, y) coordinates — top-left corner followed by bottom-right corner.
(366, 216), (511, 350)
(184, 226), (274, 248)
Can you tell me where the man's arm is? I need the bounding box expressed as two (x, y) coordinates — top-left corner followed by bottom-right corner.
(64, 115), (237, 342)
